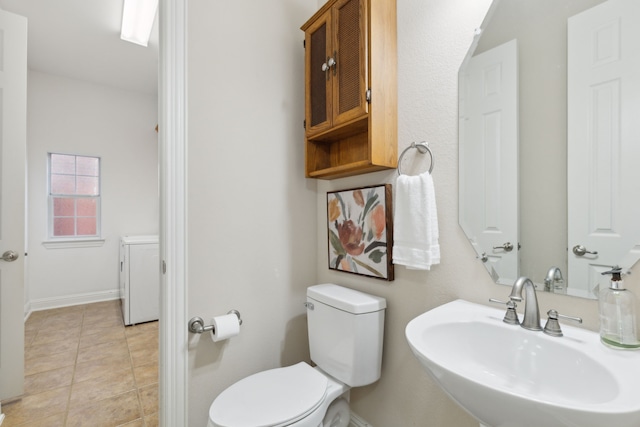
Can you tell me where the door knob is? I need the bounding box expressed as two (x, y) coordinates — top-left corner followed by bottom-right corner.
(493, 242), (514, 252)
(572, 245), (598, 256)
(1, 250), (19, 262)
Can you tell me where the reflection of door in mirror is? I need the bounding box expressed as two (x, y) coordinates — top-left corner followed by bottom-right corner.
(567, 0), (640, 298)
(459, 40), (518, 285)
(457, 0), (640, 299)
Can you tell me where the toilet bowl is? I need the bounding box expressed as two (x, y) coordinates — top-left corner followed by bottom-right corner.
(207, 362), (349, 427)
(207, 284), (386, 427)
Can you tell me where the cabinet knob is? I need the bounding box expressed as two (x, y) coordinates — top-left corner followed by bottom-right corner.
(321, 56), (337, 75)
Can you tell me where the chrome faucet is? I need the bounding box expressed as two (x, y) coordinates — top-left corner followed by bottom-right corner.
(508, 276), (542, 331)
(544, 266), (564, 292)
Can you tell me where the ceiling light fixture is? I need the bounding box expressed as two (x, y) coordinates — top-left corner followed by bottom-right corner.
(120, 0), (158, 47)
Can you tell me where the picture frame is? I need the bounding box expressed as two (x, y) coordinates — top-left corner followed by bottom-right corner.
(327, 184), (394, 281)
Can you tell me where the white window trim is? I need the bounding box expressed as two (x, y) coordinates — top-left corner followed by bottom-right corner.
(42, 238), (106, 249)
(47, 153), (102, 240)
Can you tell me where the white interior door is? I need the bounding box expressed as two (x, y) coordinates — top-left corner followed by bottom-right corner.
(459, 39), (519, 285)
(0, 9), (27, 401)
(567, 0), (640, 296)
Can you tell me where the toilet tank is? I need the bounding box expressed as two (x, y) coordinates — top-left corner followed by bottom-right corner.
(306, 284), (386, 387)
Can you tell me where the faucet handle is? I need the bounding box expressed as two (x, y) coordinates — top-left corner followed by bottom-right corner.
(489, 298), (520, 325)
(543, 309), (583, 337)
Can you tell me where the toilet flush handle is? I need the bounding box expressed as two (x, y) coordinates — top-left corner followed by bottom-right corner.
(304, 302), (314, 310)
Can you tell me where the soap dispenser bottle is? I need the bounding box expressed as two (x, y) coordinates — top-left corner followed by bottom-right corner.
(598, 267), (640, 350)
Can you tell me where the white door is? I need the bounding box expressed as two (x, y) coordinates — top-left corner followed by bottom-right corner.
(568, 0), (640, 296)
(0, 9), (27, 401)
(459, 39), (519, 285)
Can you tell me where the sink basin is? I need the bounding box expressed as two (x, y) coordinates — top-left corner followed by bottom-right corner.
(405, 299), (640, 427)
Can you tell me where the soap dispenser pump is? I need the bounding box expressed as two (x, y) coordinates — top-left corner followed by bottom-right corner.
(599, 266), (640, 350)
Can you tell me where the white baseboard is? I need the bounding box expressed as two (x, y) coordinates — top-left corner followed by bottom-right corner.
(350, 412), (372, 427)
(28, 289), (120, 314)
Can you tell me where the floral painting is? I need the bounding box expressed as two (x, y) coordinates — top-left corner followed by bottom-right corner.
(327, 184), (394, 280)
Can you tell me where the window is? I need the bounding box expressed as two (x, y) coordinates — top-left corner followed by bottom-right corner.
(48, 153), (101, 239)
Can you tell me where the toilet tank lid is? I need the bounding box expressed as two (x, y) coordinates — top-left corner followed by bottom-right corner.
(307, 284), (386, 314)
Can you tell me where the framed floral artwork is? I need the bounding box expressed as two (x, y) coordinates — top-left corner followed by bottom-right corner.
(327, 184), (394, 281)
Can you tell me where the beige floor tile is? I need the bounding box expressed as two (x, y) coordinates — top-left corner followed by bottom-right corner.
(130, 345), (159, 368)
(117, 419), (146, 427)
(24, 365), (75, 395)
(127, 339), (158, 359)
(73, 353), (132, 383)
(83, 301), (121, 314)
(25, 349), (77, 376)
(66, 390), (142, 427)
(76, 339), (129, 364)
(79, 325), (126, 349)
(82, 314), (124, 332)
(88, 309), (123, 321)
(31, 326), (81, 346)
(45, 305), (85, 318)
(80, 321), (125, 337)
(18, 302), (160, 425)
(24, 329), (38, 347)
(25, 315), (46, 334)
(42, 309), (84, 323)
(38, 317), (83, 335)
(26, 338), (78, 360)
(2, 386), (70, 425)
(12, 412), (66, 427)
(69, 367), (136, 407)
(138, 383), (158, 416)
(125, 321), (158, 338)
(144, 412), (159, 427)
(133, 362), (158, 388)
(25, 310), (49, 324)
(126, 329), (158, 348)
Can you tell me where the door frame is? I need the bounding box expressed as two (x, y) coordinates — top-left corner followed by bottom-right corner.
(158, 0), (189, 425)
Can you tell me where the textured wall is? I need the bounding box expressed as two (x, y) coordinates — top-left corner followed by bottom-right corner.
(184, 0), (635, 425)
(186, 1), (319, 425)
(26, 70), (158, 307)
(315, 0), (608, 426)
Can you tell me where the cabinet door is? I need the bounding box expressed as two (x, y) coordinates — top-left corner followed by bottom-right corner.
(305, 9), (332, 136)
(332, 0), (368, 126)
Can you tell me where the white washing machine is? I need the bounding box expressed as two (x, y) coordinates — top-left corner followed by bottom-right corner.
(119, 235), (160, 325)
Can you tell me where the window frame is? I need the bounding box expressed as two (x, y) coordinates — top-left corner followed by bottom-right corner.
(47, 152), (102, 241)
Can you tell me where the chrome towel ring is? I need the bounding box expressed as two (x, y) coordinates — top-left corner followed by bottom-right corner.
(397, 141), (434, 175)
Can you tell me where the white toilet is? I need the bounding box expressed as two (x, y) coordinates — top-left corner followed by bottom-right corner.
(207, 283), (387, 427)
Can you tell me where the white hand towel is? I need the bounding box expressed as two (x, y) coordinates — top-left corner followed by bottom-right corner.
(392, 171), (440, 270)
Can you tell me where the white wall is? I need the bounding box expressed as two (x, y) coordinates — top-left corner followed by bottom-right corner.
(184, 0), (640, 426)
(313, 0), (622, 425)
(26, 70), (159, 310)
(186, 1), (319, 425)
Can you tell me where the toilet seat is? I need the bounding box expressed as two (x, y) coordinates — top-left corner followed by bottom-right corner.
(209, 362), (329, 427)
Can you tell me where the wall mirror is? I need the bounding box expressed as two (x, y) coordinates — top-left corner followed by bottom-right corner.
(458, 0), (640, 299)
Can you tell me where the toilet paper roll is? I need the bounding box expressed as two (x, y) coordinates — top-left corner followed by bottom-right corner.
(210, 313), (240, 342)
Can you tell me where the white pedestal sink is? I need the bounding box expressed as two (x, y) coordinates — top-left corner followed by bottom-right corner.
(405, 299), (640, 427)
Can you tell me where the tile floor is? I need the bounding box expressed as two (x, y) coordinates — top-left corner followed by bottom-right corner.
(1, 300), (158, 427)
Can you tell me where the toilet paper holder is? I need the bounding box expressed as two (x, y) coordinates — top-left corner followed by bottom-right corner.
(188, 310), (243, 334)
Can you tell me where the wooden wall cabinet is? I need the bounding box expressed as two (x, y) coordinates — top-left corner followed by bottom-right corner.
(301, 0), (397, 179)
